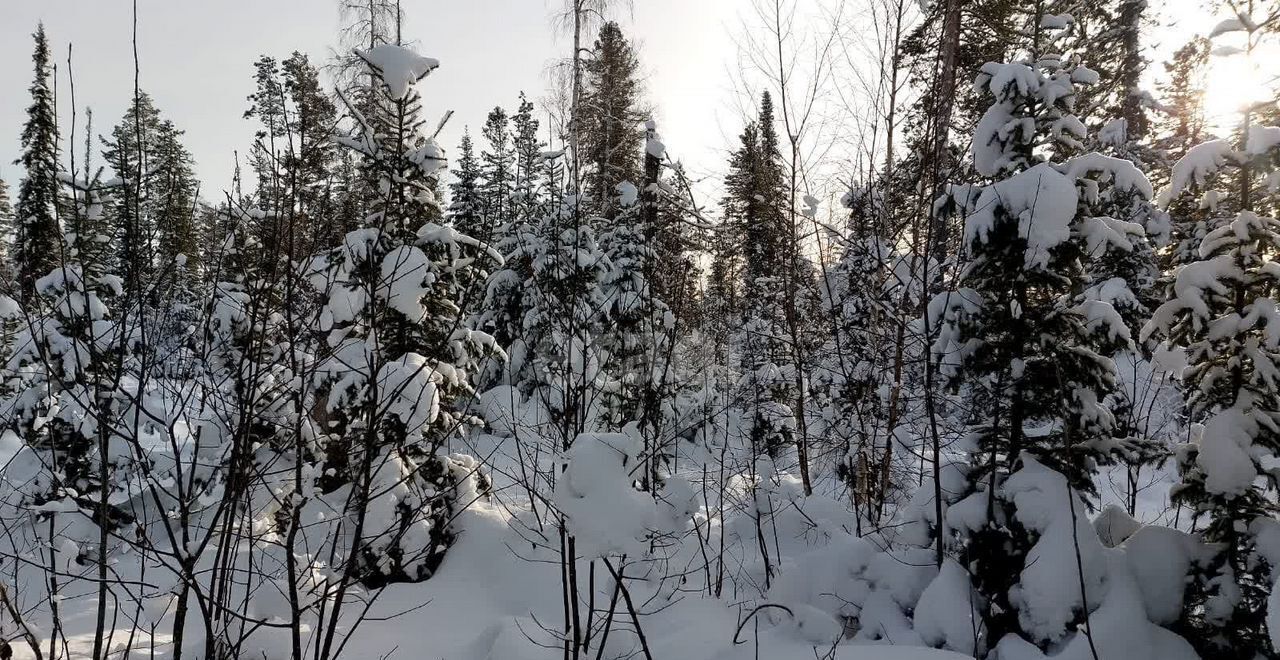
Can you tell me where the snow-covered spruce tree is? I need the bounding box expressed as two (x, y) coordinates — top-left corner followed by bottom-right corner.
(477, 146), (563, 386)
(723, 93), (796, 460)
(447, 129), (491, 315)
(475, 210), (539, 375)
(1143, 11), (1280, 653)
(596, 140), (679, 484)
(500, 118), (694, 491)
(479, 106), (515, 239)
(479, 73), (644, 423)
(335, 45), (446, 239)
(816, 183), (898, 519)
(510, 92), (546, 221)
(5, 169), (128, 524)
(447, 129), (482, 238)
(13, 24), (62, 303)
(1140, 101), (1280, 660)
(0, 176), (15, 287)
(317, 43), (499, 585)
(1142, 206), (1280, 656)
(1046, 3), (1170, 251)
(1154, 37), (1216, 273)
(1042, 8), (1172, 510)
(581, 21), (644, 221)
(0, 167), (144, 660)
(514, 194), (612, 434)
(466, 94), (544, 378)
(930, 52), (1165, 652)
(1067, 146), (1169, 518)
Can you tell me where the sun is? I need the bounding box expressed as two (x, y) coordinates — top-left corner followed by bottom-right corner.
(1202, 41), (1280, 128)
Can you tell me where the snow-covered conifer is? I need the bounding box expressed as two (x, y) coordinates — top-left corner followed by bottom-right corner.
(447, 130), (482, 238)
(5, 170), (127, 523)
(13, 24), (61, 303)
(479, 106), (514, 239)
(931, 46), (1167, 651)
(1141, 20), (1280, 646)
(316, 43), (500, 583)
(0, 177), (14, 287)
(581, 21), (644, 220)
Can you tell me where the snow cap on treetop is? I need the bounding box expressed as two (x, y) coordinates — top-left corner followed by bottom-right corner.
(356, 44), (441, 101)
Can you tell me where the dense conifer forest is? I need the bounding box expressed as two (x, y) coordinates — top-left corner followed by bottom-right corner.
(0, 1), (1278, 658)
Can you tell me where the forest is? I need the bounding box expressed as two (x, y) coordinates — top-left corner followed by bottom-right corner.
(0, 0), (1275, 659)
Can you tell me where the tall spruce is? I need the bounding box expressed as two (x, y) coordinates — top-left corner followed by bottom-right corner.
(14, 24), (62, 302)
(102, 92), (199, 291)
(1143, 150), (1280, 657)
(721, 93), (797, 459)
(282, 51), (341, 247)
(448, 130), (483, 237)
(581, 21), (643, 220)
(479, 106), (514, 240)
(151, 119), (200, 282)
(0, 176), (14, 287)
(735, 93), (790, 367)
(448, 129), (488, 315)
(320, 42), (499, 585)
(510, 92), (545, 219)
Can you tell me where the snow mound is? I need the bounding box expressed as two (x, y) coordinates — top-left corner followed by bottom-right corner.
(554, 432), (655, 558)
(1002, 456), (1107, 644)
(914, 560), (984, 655)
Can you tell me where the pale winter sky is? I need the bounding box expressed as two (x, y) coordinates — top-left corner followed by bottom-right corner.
(0, 0), (1247, 206)
(0, 0), (744, 199)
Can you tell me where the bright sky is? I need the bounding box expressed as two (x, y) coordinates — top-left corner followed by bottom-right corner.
(0, 0), (742, 198)
(0, 0), (1264, 206)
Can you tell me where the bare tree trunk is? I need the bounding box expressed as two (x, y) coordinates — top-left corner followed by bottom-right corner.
(769, 0), (814, 495)
(928, 0), (962, 260)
